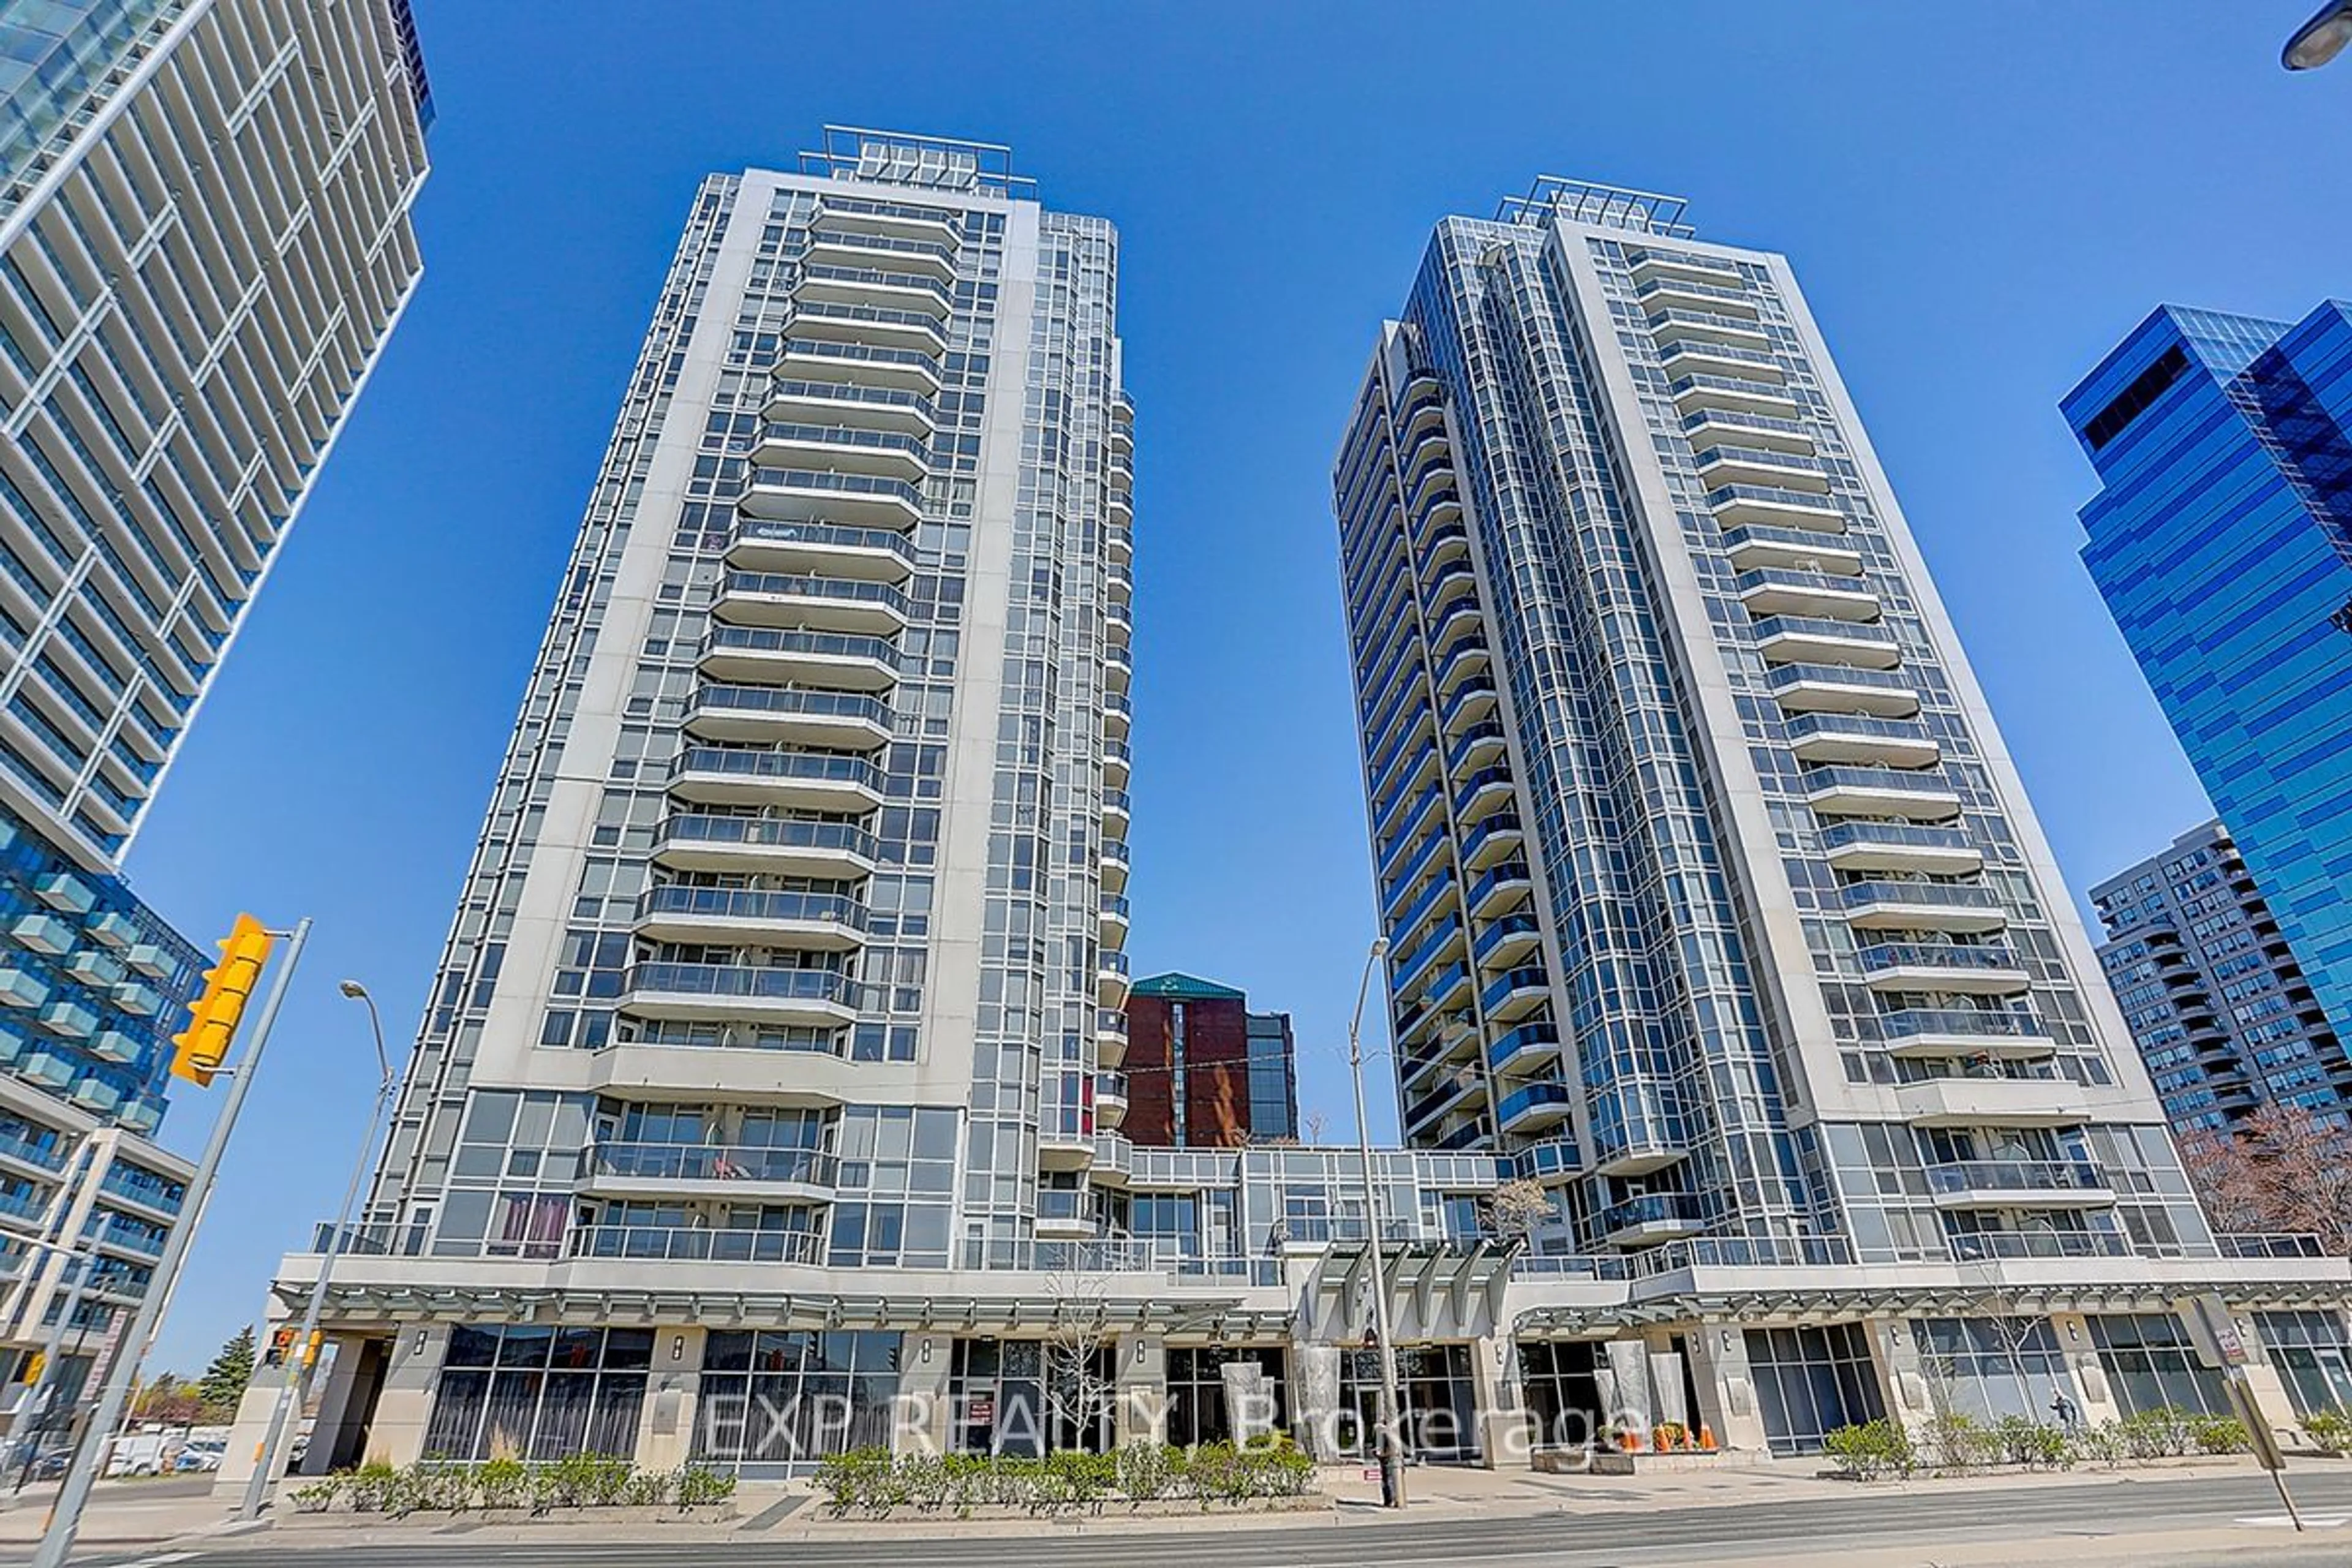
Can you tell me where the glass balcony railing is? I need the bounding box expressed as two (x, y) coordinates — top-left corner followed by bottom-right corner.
(730, 518), (918, 563)
(1786, 712), (1932, 747)
(701, 624), (903, 671)
(723, 571), (911, 616)
(568, 1226), (825, 1264)
(1037, 1189), (1089, 1222)
(1597, 1192), (1703, 1232)
(1499, 1080), (1574, 1126)
(1481, 966), (1549, 1012)
(758, 421), (929, 460)
(1766, 662), (1917, 696)
(1474, 911), (1542, 965)
(1819, 820), (1973, 856)
(624, 964), (862, 1009)
(1878, 1008), (2046, 1042)
(1709, 483), (1840, 516)
(669, 747), (885, 794)
(591, 1142), (835, 1185)
(1946, 1231), (2132, 1262)
(1487, 1019), (1560, 1070)
(777, 300), (946, 344)
(1925, 1160), (2105, 1197)
(791, 262), (951, 304)
(1841, 881), (2001, 914)
(636, 886), (867, 931)
(655, 815), (880, 862)
(1801, 765), (1956, 798)
(690, 685), (892, 729)
(1684, 407), (1807, 440)
(1859, 942), (2021, 975)
(780, 336), (940, 372)
(1468, 861), (1533, 908)
(1752, 614), (1895, 649)
(0, 1128), (67, 1172)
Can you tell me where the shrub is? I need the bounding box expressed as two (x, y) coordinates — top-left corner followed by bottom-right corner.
(2116, 1406), (2196, 1460)
(813, 1447), (892, 1517)
(1924, 1409), (1992, 1472)
(475, 1455), (528, 1510)
(2189, 1415), (2248, 1455)
(1823, 1419), (1915, 1481)
(2072, 1421), (2133, 1467)
(675, 1464), (736, 1509)
(288, 1477), (344, 1513)
(2304, 1408), (2352, 1455)
(1989, 1415), (2071, 1471)
(345, 1459), (399, 1513)
(1115, 1441), (1175, 1501)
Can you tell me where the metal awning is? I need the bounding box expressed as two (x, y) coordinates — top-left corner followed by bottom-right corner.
(1303, 1239), (1514, 1343)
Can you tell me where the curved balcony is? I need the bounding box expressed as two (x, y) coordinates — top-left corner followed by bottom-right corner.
(653, 815), (880, 878)
(1099, 894), (1131, 944)
(779, 296), (948, 357)
(741, 466), (924, 531)
(1105, 644), (1134, 693)
(726, 519), (916, 582)
(1099, 948), (1131, 1007)
(1101, 837), (1131, 892)
(1597, 1191), (1705, 1246)
(1104, 737), (1132, 786)
(570, 1226), (824, 1265)
(1695, 443), (1828, 493)
(1766, 662), (1920, 718)
(1435, 638), (1490, 698)
(1461, 813), (1524, 872)
(800, 229), (957, 284)
(1481, 965), (1551, 1023)
(1424, 522), (1470, 567)
(1894, 1073), (2088, 1128)
(1106, 525), (1133, 565)
(698, 625), (900, 692)
(1095, 1072), (1128, 1126)
(766, 374), (933, 439)
(1841, 879), (2007, 934)
(1104, 601), (1134, 647)
(1924, 1159), (2111, 1208)
(634, 886), (867, 948)
(1447, 720), (1508, 775)
(1097, 1006), (1129, 1069)
(1469, 859), (1533, 918)
(1736, 568), (1877, 620)
(1658, 337), (1785, 381)
(774, 336), (941, 395)
(813, 196), (962, 247)
(1498, 1080), (1575, 1134)
(1708, 483), (1842, 531)
(1474, 910), (1544, 971)
(1454, 761), (1516, 820)
(1785, 712), (1940, 768)
(1754, 614), (1900, 670)
(1648, 306), (1770, 349)
(1404, 1071), (1482, 1134)
(1102, 787), (1131, 834)
(752, 421), (930, 482)
(620, 962), (862, 1027)
(1392, 917), (1466, 996)
(1103, 688), (1132, 737)
(1878, 1007), (2056, 1061)
(586, 1141), (838, 1197)
(1803, 764), (1960, 822)
(1945, 1231), (2132, 1263)
(716, 570), (910, 636)
(1669, 372), (1800, 420)
(668, 746), (886, 812)
(789, 261), (952, 320)
(1819, 820), (1983, 877)
(685, 685), (892, 749)
(1684, 405), (1811, 454)
(1858, 941), (2030, 995)
(1442, 678), (1499, 735)
(1487, 1017), (1560, 1073)
(1721, 523), (1863, 577)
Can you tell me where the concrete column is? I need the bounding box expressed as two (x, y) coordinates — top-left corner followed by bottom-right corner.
(1866, 1317), (1935, 1433)
(361, 1322), (447, 1468)
(296, 1332), (374, 1476)
(1469, 1332), (1529, 1469)
(633, 1327), (703, 1471)
(1290, 1342), (1343, 1460)
(1683, 1323), (1769, 1453)
(2049, 1312), (2122, 1428)
(2226, 1308), (2309, 1446)
(1597, 1338), (1653, 1442)
(1114, 1331), (1166, 1448)
(897, 1331), (953, 1457)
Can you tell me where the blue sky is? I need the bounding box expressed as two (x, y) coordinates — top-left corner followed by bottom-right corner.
(124, 1), (2351, 1370)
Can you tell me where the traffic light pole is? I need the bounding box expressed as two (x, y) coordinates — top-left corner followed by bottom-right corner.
(32, 918), (309, 1568)
(2, 1248), (94, 1485)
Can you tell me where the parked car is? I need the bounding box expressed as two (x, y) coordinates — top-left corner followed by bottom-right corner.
(173, 1443), (222, 1472)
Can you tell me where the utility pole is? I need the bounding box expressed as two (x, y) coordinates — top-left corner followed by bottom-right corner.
(33, 917), (308, 1568)
(1346, 937), (1408, 1509)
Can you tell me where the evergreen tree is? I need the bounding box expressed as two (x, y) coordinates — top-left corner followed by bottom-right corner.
(197, 1325), (256, 1417)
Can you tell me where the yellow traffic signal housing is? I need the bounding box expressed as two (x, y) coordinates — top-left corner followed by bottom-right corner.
(170, 914), (274, 1087)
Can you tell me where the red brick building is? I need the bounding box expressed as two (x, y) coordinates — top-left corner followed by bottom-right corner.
(1121, 973), (1297, 1147)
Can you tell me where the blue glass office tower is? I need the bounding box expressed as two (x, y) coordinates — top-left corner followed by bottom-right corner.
(2065, 303), (2352, 1054)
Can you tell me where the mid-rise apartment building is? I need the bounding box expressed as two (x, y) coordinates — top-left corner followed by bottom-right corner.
(1120, 972), (1298, 1147)
(2065, 303), (2352, 1054)
(0, 0), (431, 1428)
(2093, 821), (2351, 1131)
(235, 154), (2348, 1483)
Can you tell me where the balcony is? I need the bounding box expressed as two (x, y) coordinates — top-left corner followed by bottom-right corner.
(32, 873), (94, 914)
(1099, 894), (1130, 943)
(1649, 308), (1772, 351)
(1096, 1008), (1129, 1068)
(1819, 820), (1983, 877)
(1879, 1008), (2056, 1061)
(668, 747), (885, 813)
(1753, 614), (1900, 670)
(1392, 918), (1466, 995)
(1802, 764), (1961, 822)
(1598, 1191), (1706, 1247)
(1696, 444), (1828, 492)
(1841, 879), (2007, 933)
(1104, 737), (1133, 785)
(570, 1226), (824, 1265)
(1095, 1072), (1129, 1125)
(1925, 1159), (2112, 1208)
(1435, 638), (1490, 698)
(788, 260), (952, 319)
(685, 684), (892, 749)
(1461, 813), (1525, 872)
(726, 519), (916, 582)
(1481, 965), (1550, 1023)
(635, 886), (867, 948)
(715, 570), (910, 636)
(698, 625), (899, 691)
(1785, 712), (1940, 768)
(1442, 678), (1499, 735)
(1454, 764), (1515, 823)
(620, 963), (862, 1027)
(1708, 484), (1842, 530)
(774, 336), (942, 396)
(1858, 942), (2030, 995)
(1498, 1080), (1575, 1134)
(1405, 1071), (1482, 1133)
(1766, 662), (1920, 718)
(1101, 837), (1131, 892)
(741, 466), (924, 531)
(1099, 949), (1131, 1007)
(1736, 568), (1877, 621)
(1894, 1073), (2087, 1128)
(1469, 860), (1533, 918)
(1657, 338), (1785, 380)
(1105, 645), (1133, 693)
(1670, 372), (1800, 420)
(752, 421), (930, 482)
(1636, 276), (1757, 316)
(812, 197), (962, 246)
(652, 815), (880, 878)
(1721, 524), (1863, 576)
(1684, 407), (1812, 454)
(1447, 720), (1509, 774)
(1104, 601), (1134, 647)
(1037, 1188), (1096, 1234)
(1474, 911), (1544, 972)
(1630, 249), (1744, 286)
(778, 298), (948, 358)
(1102, 787), (1131, 834)
(1102, 689), (1132, 737)
(1945, 1230), (2132, 1263)
(799, 229), (957, 285)
(586, 1141), (837, 1196)
(1487, 1018), (1561, 1073)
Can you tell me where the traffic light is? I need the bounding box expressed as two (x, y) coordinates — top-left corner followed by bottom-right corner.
(170, 914), (274, 1087)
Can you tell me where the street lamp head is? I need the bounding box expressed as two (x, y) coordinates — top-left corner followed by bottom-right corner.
(337, 979), (369, 1000)
(1369, 937), (1391, 958)
(2285, 0), (2352, 68)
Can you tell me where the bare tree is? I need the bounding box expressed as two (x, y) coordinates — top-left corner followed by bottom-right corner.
(1041, 1261), (1118, 1453)
(1302, 1109), (1330, 1147)
(2178, 1103), (2352, 1254)
(1480, 1176), (1553, 1243)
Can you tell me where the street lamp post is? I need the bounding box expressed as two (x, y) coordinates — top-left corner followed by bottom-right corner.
(2285, 0), (2352, 68)
(1346, 937), (1408, 1510)
(238, 980), (397, 1520)
(1, 1242), (100, 1486)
